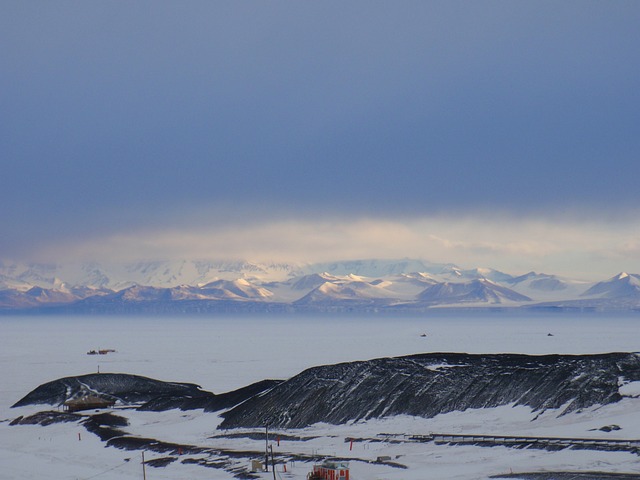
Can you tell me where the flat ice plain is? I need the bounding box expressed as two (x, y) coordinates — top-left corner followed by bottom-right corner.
(1, 312), (639, 480)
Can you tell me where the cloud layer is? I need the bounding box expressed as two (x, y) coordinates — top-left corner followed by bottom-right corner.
(32, 213), (640, 281)
(1, 2), (639, 277)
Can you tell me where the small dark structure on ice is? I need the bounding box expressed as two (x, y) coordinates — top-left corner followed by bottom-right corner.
(63, 395), (115, 413)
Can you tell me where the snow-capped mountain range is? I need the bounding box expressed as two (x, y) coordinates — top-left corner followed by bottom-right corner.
(0, 259), (639, 313)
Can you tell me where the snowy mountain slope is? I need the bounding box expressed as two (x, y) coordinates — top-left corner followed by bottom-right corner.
(0, 260), (304, 290)
(199, 279), (274, 300)
(368, 272), (439, 300)
(293, 281), (399, 306)
(509, 272), (568, 291)
(0, 262), (60, 290)
(505, 272), (592, 302)
(416, 278), (532, 305)
(1, 258), (639, 312)
(0, 287), (78, 309)
(0, 258), (587, 293)
(263, 272), (422, 304)
(0, 285), (113, 309)
(434, 266), (515, 283)
(581, 272), (640, 299)
(288, 272), (342, 291)
(0, 272), (34, 291)
(302, 258), (457, 277)
(289, 270), (446, 305)
(459, 267), (515, 282)
(73, 280), (274, 305)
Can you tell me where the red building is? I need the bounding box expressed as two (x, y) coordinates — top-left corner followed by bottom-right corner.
(309, 461), (349, 480)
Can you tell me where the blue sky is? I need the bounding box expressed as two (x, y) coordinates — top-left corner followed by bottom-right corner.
(1, 1), (639, 279)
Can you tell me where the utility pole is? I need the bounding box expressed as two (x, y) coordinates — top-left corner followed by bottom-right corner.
(270, 445), (276, 480)
(142, 451), (147, 480)
(265, 425), (269, 472)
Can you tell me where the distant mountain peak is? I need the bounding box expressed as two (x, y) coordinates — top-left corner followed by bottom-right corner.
(417, 278), (531, 305)
(581, 272), (640, 299)
(1, 257), (639, 312)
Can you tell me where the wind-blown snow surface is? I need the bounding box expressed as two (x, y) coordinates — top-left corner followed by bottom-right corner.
(1, 313), (640, 479)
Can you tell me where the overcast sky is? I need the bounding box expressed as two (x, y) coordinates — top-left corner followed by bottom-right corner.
(1, 1), (639, 279)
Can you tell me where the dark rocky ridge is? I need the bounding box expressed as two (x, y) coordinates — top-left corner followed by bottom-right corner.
(219, 352), (640, 429)
(12, 372), (281, 411)
(12, 373), (205, 407)
(12, 353), (640, 432)
(139, 379), (282, 412)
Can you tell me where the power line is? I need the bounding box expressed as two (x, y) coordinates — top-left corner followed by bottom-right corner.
(77, 458), (131, 480)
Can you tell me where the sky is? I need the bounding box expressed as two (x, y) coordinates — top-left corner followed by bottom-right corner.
(1, 1), (639, 280)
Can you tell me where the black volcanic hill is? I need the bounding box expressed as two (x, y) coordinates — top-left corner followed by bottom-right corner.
(12, 373), (281, 412)
(13, 354), (640, 431)
(12, 373), (207, 407)
(219, 352), (640, 429)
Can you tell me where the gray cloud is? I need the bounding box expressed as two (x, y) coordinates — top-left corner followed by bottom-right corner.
(29, 213), (640, 281)
(1, 1), (639, 270)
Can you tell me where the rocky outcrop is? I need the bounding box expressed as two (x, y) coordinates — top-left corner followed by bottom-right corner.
(139, 379), (282, 412)
(219, 352), (640, 429)
(12, 373), (280, 412)
(13, 354), (640, 432)
(12, 373), (207, 407)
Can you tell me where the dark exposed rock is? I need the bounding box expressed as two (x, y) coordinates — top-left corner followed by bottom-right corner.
(210, 431), (318, 442)
(81, 413), (129, 441)
(9, 411), (82, 426)
(219, 352), (640, 429)
(88, 412), (129, 427)
(145, 456), (178, 468)
(12, 373), (206, 407)
(12, 353), (640, 435)
(139, 379), (282, 412)
(595, 424), (622, 432)
(13, 373), (281, 415)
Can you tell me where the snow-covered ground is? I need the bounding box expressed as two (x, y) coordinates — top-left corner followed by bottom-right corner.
(1, 312), (639, 479)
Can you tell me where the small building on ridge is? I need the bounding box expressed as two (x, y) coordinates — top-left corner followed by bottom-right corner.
(63, 395), (115, 412)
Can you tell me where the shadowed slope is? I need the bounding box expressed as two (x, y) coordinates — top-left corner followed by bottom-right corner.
(220, 352), (640, 429)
